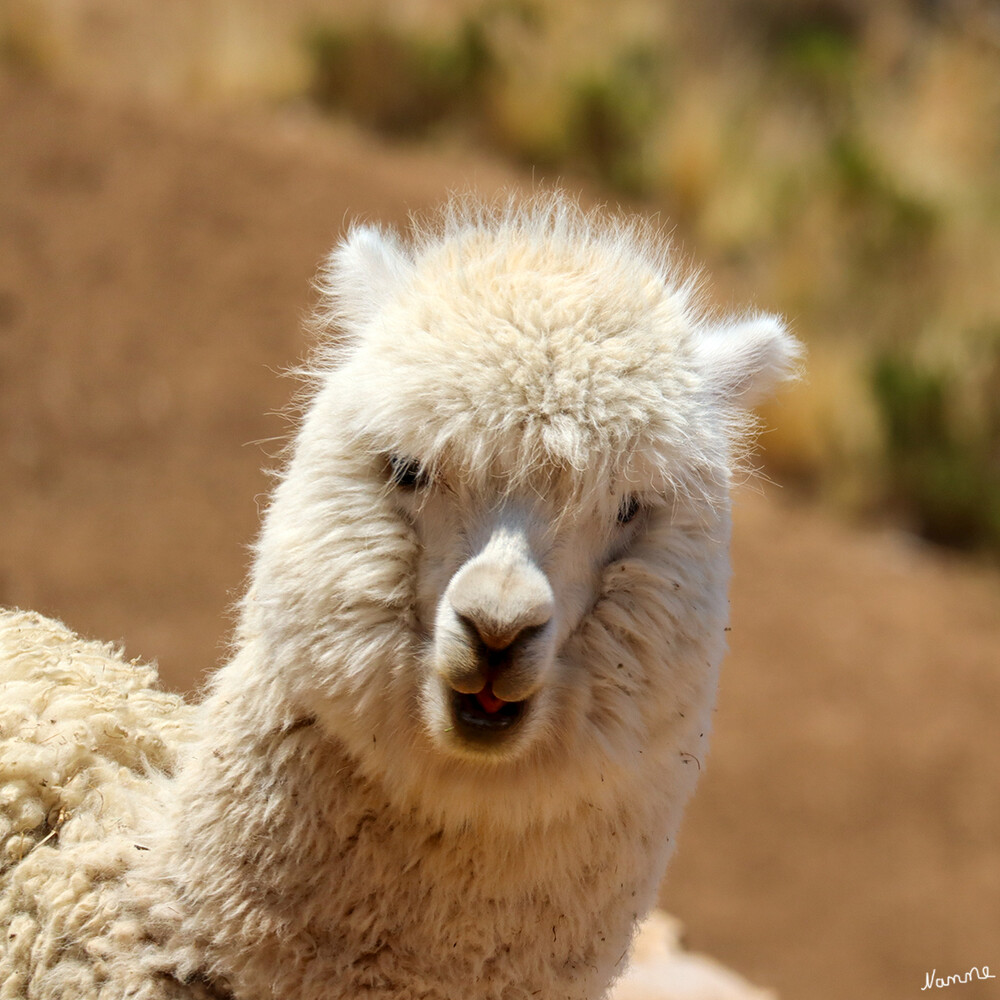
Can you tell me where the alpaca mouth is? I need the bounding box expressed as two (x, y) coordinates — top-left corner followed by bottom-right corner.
(450, 683), (527, 742)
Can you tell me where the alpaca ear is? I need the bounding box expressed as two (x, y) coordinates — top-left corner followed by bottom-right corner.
(320, 225), (412, 332)
(696, 313), (802, 408)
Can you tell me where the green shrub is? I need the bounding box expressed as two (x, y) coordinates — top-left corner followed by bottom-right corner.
(566, 48), (660, 193)
(871, 352), (1000, 551)
(304, 21), (492, 137)
(776, 17), (855, 76)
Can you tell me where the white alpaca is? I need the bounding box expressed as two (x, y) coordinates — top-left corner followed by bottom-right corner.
(0, 192), (798, 999)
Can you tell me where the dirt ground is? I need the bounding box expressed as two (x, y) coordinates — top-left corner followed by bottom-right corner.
(2, 71), (998, 999)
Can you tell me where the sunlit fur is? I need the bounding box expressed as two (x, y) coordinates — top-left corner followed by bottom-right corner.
(0, 192), (800, 1000)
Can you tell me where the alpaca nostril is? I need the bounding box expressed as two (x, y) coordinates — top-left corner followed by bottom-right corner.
(455, 612), (511, 652)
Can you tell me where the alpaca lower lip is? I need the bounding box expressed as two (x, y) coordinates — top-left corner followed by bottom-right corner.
(450, 688), (527, 741)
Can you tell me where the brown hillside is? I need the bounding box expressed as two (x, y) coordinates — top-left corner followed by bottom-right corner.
(1, 72), (998, 1000)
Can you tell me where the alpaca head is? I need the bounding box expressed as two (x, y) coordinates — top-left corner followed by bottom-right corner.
(243, 194), (800, 825)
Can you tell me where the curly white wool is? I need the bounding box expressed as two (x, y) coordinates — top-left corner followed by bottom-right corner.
(0, 610), (195, 999)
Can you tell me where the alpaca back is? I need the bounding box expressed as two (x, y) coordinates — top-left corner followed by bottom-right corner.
(0, 609), (196, 999)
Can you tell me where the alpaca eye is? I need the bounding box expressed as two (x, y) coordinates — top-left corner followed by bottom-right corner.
(389, 455), (428, 489)
(617, 496), (641, 526)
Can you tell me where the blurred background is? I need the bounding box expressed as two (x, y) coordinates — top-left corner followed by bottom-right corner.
(1, 1), (998, 997)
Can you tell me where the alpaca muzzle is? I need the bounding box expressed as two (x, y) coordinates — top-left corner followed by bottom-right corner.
(432, 523), (556, 744)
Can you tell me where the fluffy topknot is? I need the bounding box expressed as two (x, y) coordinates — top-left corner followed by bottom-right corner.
(308, 190), (800, 505)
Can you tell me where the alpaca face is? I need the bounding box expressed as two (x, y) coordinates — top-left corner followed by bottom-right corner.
(250, 195), (800, 823)
(382, 457), (647, 760)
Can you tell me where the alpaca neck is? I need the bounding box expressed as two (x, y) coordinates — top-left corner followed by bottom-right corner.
(150, 659), (664, 1000)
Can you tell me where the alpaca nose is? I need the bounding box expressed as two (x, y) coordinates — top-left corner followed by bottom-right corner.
(442, 532), (555, 699)
(447, 525), (553, 644)
(450, 569), (553, 656)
